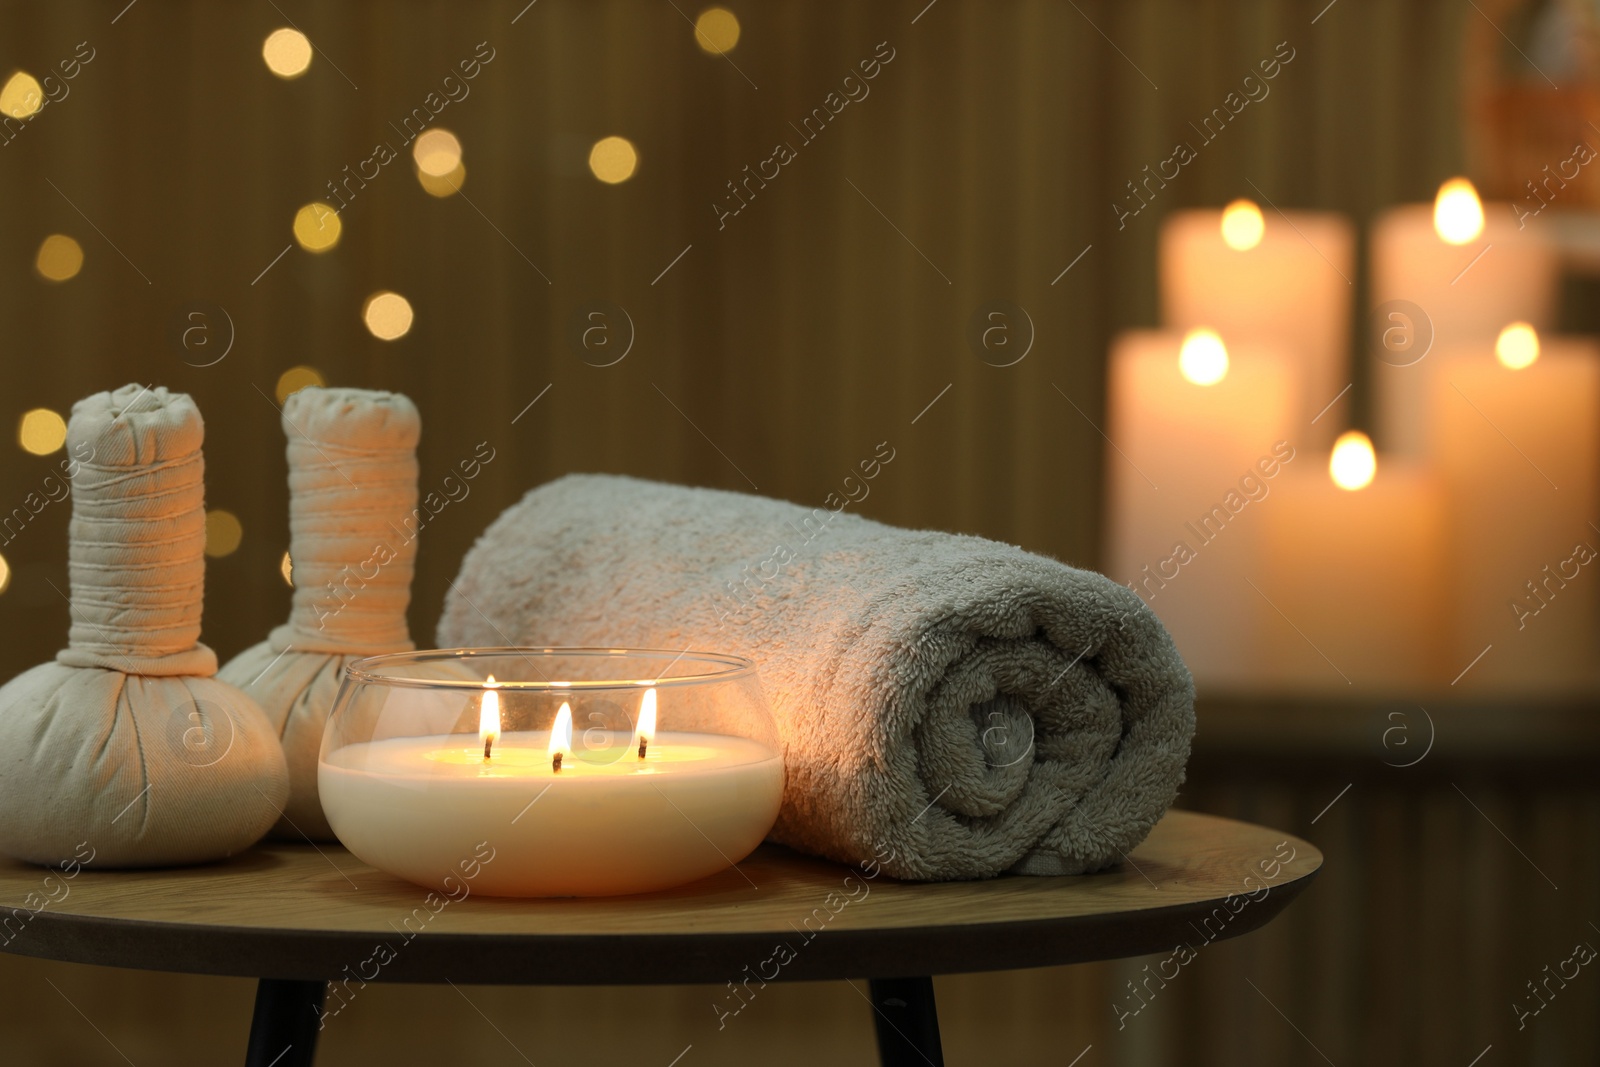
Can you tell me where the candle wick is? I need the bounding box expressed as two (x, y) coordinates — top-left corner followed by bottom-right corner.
(638, 737), (648, 760)
(552, 751), (563, 772)
(483, 736), (494, 761)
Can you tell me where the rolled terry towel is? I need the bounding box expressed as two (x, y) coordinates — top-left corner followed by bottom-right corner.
(0, 385), (288, 868)
(437, 473), (1195, 881)
(219, 387), (421, 840)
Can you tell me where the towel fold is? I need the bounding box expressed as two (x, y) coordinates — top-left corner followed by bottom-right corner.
(437, 474), (1194, 880)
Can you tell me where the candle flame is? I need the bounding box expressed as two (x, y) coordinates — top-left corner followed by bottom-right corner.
(549, 702), (572, 769)
(635, 687), (657, 759)
(479, 675), (500, 759)
(1178, 328), (1229, 386)
(1495, 322), (1540, 370)
(1220, 199), (1265, 251)
(1329, 430), (1377, 492)
(1433, 177), (1484, 246)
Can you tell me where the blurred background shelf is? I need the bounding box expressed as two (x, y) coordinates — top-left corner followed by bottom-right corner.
(1193, 695), (1600, 767)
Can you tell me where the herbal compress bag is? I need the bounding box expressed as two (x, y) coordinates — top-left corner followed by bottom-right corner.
(0, 385), (287, 867)
(219, 387), (421, 840)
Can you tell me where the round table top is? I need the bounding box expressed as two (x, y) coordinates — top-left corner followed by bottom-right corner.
(0, 809), (1320, 985)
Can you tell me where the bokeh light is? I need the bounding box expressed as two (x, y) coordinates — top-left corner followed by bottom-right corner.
(292, 202), (341, 252)
(1495, 322), (1540, 370)
(363, 292), (414, 340)
(694, 7), (742, 54)
(275, 365), (326, 403)
(280, 550), (294, 587)
(0, 552), (9, 595)
(417, 162), (466, 198)
(1329, 431), (1377, 491)
(588, 136), (639, 184)
(1178, 328), (1229, 386)
(0, 72), (42, 119)
(1220, 199), (1265, 251)
(35, 235), (84, 282)
(1433, 177), (1484, 246)
(413, 129), (462, 178)
(18, 408), (67, 455)
(262, 28), (313, 79)
(205, 509), (244, 557)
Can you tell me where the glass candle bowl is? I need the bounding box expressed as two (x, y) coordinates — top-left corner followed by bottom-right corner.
(318, 648), (784, 897)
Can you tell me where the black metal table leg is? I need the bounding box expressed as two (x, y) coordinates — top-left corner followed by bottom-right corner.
(868, 976), (945, 1066)
(244, 978), (325, 1067)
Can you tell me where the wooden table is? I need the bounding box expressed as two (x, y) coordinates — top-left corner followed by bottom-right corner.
(0, 809), (1319, 1066)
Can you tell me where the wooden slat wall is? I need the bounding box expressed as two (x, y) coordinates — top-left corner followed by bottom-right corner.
(0, 0), (1472, 669)
(1, 1), (1588, 1064)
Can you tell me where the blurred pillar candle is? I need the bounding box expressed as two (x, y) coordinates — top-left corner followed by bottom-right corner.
(1160, 203), (1354, 448)
(1105, 329), (1297, 691)
(1426, 334), (1600, 694)
(1371, 178), (1558, 455)
(1257, 454), (1446, 693)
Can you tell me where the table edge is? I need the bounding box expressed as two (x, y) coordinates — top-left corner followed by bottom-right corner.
(0, 842), (1321, 984)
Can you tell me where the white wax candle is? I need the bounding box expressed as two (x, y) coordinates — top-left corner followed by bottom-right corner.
(320, 731), (784, 897)
(1426, 338), (1600, 693)
(1256, 462), (1446, 693)
(1104, 330), (1298, 690)
(1160, 206), (1354, 447)
(1371, 199), (1557, 455)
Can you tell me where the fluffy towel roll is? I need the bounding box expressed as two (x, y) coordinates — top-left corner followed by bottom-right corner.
(0, 385), (288, 868)
(219, 387), (421, 840)
(437, 474), (1195, 881)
